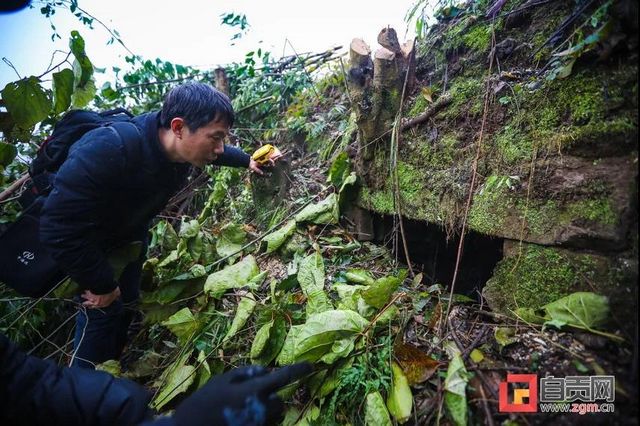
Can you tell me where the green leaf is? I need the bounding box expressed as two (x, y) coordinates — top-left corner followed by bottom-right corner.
(95, 359), (121, 377)
(0, 142), (17, 167)
(262, 219), (297, 254)
(543, 318), (568, 330)
(179, 218), (200, 238)
(204, 255), (260, 298)
(152, 360), (196, 410)
(338, 171), (357, 195)
(444, 353), (468, 426)
(387, 361), (413, 424)
(333, 283), (367, 311)
(362, 275), (401, 309)
(69, 30), (93, 88)
(222, 292), (256, 342)
(513, 307), (547, 323)
(327, 151), (350, 189)
(216, 222), (247, 258)
(196, 350), (211, 389)
(345, 269), (375, 286)
(365, 391), (393, 426)
(543, 292), (609, 330)
(250, 319), (273, 359)
(161, 307), (201, 344)
(298, 251), (332, 317)
(100, 82), (119, 101)
(52, 69), (74, 114)
(294, 193), (339, 224)
(150, 220), (179, 252)
(494, 327), (517, 349)
(253, 316), (287, 365)
(1, 76), (52, 128)
(277, 309), (368, 365)
(70, 75), (96, 108)
(187, 232), (204, 262)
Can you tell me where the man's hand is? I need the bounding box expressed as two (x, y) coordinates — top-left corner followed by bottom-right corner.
(249, 158), (268, 175)
(81, 287), (121, 309)
(173, 363), (313, 426)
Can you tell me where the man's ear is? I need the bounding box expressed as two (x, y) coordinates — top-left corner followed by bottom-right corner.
(170, 118), (185, 139)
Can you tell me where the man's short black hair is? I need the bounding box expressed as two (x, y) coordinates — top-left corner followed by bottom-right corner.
(160, 82), (235, 130)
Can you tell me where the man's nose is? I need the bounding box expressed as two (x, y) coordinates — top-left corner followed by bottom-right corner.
(214, 143), (225, 155)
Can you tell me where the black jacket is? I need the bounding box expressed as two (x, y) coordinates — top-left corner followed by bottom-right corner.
(39, 112), (250, 295)
(0, 333), (156, 425)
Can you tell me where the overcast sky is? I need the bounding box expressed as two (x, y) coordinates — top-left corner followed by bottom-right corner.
(0, 0), (426, 88)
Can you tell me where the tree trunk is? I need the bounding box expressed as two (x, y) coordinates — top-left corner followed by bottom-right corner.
(214, 67), (229, 96)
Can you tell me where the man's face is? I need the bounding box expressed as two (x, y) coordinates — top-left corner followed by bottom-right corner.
(180, 119), (229, 168)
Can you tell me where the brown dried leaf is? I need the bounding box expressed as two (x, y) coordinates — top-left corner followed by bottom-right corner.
(427, 302), (442, 331)
(393, 342), (442, 385)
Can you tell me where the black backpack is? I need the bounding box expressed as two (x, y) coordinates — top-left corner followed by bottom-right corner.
(0, 108), (143, 297)
(20, 108), (138, 207)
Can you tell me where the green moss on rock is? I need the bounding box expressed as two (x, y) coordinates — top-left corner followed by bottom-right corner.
(483, 244), (585, 314)
(483, 242), (637, 334)
(462, 22), (494, 52)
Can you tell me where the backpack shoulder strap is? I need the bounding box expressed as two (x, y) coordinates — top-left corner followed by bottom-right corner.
(109, 121), (143, 171)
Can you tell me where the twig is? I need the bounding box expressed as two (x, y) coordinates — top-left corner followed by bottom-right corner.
(391, 64), (415, 278)
(284, 39), (319, 98)
(2, 57), (21, 79)
(528, 0), (596, 60)
(400, 94), (452, 132)
(0, 173), (29, 203)
(477, 380), (496, 426)
(439, 19), (497, 340)
(69, 306), (89, 367)
(36, 51), (72, 79)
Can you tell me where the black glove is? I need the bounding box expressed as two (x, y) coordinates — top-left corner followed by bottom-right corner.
(173, 363), (312, 426)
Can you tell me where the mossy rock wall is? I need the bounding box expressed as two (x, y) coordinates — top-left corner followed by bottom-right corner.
(483, 240), (637, 337)
(354, 0), (638, 324)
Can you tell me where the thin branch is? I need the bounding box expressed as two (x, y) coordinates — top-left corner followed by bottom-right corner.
(2, 57), (21, 79)
(37, 51), (72, 79)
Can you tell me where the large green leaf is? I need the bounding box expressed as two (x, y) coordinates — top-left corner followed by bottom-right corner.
(543, 292), (609, 330)
(262, 219), (297, 254)
(298, 251), (332, 317)
(515, 292), (610, 332)
(444, 353), (468, 426)
(333, 283), (367, 312)
(70, 76), (96, 108)
(250, 319), (273, 359)
(52, 69), (74, 114)
(216, 222), (247, 258)
(0, 142), (17, 167)
(69, 30), (93, 89)
(252, 316), (287, 365)
(327, 151), (350, 189)
(387, 361), (413, 424)
(362, 275), (401, 309)
(204, 255), (260, 298)
(161, 307), (201, 344)
(294, 193), (339, 224)
(179, 218), (200, 238)
(222, 292), (256, 342)
(152, 358), (196, 410)
(276, 309), (368, 365)
(1, 76), (52, 128)
(365, 391), (393, 426)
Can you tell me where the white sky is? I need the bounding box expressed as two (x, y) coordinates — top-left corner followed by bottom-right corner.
(0, 0), (423, 88)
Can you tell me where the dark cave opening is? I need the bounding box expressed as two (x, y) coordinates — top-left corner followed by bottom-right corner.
(372, 214), (505, 297)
